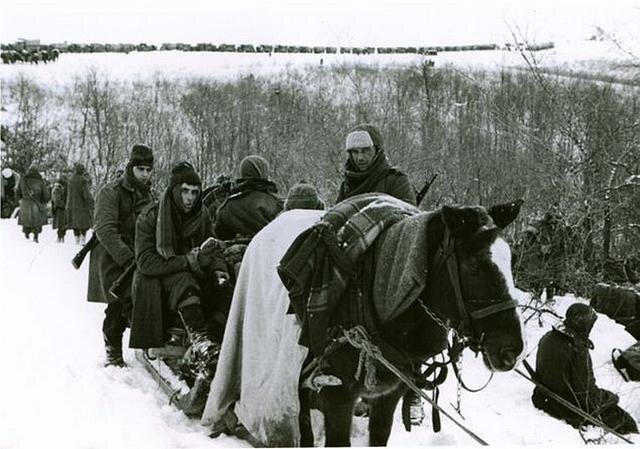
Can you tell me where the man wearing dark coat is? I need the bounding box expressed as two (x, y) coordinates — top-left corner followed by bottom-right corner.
(16, 164), (50, 243)
(51, 174), (68, 242)
(336, 124), (422, 423)
(1, 167), (21, 218)
(214, 155), (283, 240)
(532, 303), (638, 434)
(130, 161), (229, 368)
(66, 162), (95, 244)
(336, 123), (416, 206)
(87, 144), (155, 367)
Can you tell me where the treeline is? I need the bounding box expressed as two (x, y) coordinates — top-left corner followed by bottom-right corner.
(1, 62), (637, 293)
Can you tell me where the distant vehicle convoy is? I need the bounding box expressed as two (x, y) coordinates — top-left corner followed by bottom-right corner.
(0, 39), (554, 63)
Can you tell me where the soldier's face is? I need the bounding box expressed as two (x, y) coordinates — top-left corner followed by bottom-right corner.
(348, 146), (376, 172)
(180, 183), (200, 212)
(133, 165), (153, 184)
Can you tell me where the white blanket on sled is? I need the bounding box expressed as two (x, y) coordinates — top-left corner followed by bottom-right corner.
(201, 209), (324, 447)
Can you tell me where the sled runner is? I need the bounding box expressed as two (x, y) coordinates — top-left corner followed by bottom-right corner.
(135, 345), (212, 417)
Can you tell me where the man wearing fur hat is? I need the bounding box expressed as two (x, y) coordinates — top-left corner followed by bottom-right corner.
(129, 161), (230, 375)
(532, 303), (638, 434)
(336, 123), (416, 205)
(214, 155), (283, 240)
(87, 144), (155, 367)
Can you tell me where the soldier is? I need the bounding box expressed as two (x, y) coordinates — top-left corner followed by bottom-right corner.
(129, 161), (229, 370)
(532, 303), (638, 434)
(51, 174), (68, 242)
(214, 155), (283, 240)
(16, 164), (49, 243)
(337, 124), (423, 424)
(283, 182), (325, 211)
(1, 167), (21, 218)
(87, 144), (155, 367)
(66, 162), (94, 244)
(336, 123), (416, 205)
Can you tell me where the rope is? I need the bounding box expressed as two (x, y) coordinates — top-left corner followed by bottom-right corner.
(341, 326), (489, 446)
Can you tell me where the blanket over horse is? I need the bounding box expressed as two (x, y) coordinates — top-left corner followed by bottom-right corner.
(202, 195), (435, 446)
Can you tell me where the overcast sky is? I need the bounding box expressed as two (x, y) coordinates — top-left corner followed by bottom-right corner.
(1, 0), (638, 46)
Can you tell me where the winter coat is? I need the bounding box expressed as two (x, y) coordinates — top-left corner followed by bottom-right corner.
(16, 169), (49, 231)
(130, 202), (225, 349)
(532, 325), (619, 425)
(51, 181), (67, 230)
(336, 151), (416, 206)
(1, 172), (21, 218)
(65, 171), (94, 230)
(87, 174), (153, 304)
(214, 179), (284, 240)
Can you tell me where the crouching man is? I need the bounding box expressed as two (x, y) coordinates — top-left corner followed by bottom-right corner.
(129, 161), (229, 375)
(532, 303), (638, 434)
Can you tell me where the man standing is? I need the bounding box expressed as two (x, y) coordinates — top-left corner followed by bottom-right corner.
(16, 164), (49, 243)
(51, 174), (68, 242)
(214, 155), (283, 240)
(1, 167), (21, 218)
(336, 123), (416, 205)
(532, 303), (638, 434)
(129, 161), (229, 366)
(87, 144), (154, 367)
(336, 124), (422, 423)
(66, 162), (94, 244)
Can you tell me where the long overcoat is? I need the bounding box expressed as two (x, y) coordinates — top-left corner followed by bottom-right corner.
(17, 171), (50, 230)
(66, 172), (94, 230)
(51, 181), (67, 230)
(87, 175), (153, 304)
(130, 203), (224, 348)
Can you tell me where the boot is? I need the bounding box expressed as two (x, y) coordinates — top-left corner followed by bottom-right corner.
(33, 234), (39, 243)
(57, 236), (64, 243)
(178, 303), (220, 380)
(24, 232), (30, 239)
(103, 334), (127, 368)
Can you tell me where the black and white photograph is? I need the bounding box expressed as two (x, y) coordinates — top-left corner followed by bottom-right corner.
(1, 0), (639, 447)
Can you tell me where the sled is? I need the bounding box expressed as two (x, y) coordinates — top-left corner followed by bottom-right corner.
(135, 348), (211, 417)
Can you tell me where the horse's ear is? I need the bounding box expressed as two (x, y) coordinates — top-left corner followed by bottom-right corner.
(442, 205), (470, 236)
(488, 199), (524, 229)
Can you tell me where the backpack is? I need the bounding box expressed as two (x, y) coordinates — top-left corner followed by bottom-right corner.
(612, 341), (640, 382)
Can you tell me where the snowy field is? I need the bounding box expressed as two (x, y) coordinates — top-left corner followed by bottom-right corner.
(0, 218), (638, 448)
(0, 39), (637, 86)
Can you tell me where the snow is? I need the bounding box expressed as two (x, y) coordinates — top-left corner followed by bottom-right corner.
(0, 218), (638, 448)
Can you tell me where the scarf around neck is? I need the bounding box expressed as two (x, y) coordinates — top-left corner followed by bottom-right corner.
(341, 150), (392, 199)
(233, 177), (278, 194)
(156, 185), (205, 260)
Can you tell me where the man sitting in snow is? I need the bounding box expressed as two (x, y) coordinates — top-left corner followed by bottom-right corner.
(129, 161), (230, 376)
(532, 303), (638, 434)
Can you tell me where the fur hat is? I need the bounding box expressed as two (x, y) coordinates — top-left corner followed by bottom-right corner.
(284, 183), (324, 211)
(564, 303), (597, 334)
(129, 144), (154, 168)
(345, 130), (374, 150)
(240, 155), (269, 179)
(170, 161), (201, 188)
(348, 123), (384, 152)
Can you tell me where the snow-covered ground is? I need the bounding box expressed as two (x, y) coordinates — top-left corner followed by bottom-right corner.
(0, 218), (638, 448)
(0, 39), (637, 87)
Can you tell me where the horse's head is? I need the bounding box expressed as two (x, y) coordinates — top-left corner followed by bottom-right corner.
(432, 199), (525, 372)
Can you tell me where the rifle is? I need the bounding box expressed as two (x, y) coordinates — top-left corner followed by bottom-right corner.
(108, 260), (137, 300)
(415, 173), (438, 206)
(71, 233), (99, 269)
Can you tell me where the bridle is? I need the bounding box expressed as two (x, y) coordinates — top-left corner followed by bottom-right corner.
(427, 223), (519, 353)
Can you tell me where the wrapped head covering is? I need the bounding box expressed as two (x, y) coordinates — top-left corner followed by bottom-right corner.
(240, 155), (269, 179)
(284, 183), (324, 211)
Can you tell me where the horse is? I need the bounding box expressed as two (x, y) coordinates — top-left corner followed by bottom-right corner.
(296, 199), (526, 446)
(201, 198), (525, 447)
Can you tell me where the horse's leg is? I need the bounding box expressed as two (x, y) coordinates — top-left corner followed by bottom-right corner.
(298, 389), (315, 447)
(320, 386), (357, 447)
(368, 385), (406, 446)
